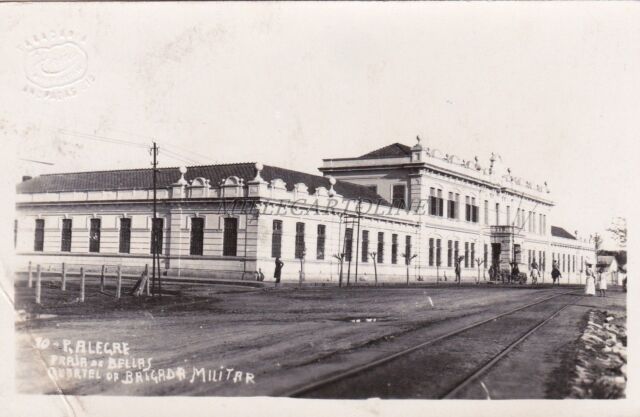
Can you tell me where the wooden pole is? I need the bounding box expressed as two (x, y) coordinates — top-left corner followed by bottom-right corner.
(100, 265), (105, 292)
(28, 261), (33, 288)
(35, 264), (41, 304)
(116, 265), (122, 299)
(80, 267), (85, 303)
(61, 262), (66, 291)
(145, 264), (150, 296)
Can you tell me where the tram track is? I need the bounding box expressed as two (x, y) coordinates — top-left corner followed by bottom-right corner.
(283, 290), (581, 398)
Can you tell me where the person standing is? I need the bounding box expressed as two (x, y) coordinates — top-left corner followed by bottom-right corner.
(584, 262), (596, 296)
(551, 264), (562, 286)
(511, 261), (520, 284)
(455, 256), (463, 285)
(274, 257), (284, 287)
(597, 267), (607, 297)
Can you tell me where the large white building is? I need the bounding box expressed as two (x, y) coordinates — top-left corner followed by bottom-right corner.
(14, 139), (595, 284)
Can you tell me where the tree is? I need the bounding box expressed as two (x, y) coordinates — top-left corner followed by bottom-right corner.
(607, 217), (627, 248)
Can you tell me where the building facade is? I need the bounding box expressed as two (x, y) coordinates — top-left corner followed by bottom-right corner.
(13, 140), (596, 284)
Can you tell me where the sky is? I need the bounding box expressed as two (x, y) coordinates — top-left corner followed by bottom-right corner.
(2, 2), (638, 250)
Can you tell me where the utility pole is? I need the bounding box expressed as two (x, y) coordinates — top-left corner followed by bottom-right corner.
(150, 142), (161, 298)
(354, 198), (362, 285)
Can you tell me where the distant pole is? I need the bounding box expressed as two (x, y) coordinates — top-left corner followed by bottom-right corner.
(28, 261), (33, 288)
(151, 141), (160, 297)
(100, 265), (105, 292)
(337, 214), (344, 288)
(61, 262), (66, 291)
(116, 265), (122, 299)
(80, 267), (85, 303)
(354, 199), (362, 285)
(35, 264), (41, 304)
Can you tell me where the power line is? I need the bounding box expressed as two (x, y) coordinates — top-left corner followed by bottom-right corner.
(57, 129), (148, 149)
(19, 158), (55, 166)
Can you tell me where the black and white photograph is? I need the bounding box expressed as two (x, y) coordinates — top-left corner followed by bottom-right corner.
(0, 2), (638, 417)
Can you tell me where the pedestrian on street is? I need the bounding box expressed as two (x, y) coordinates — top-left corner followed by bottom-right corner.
(511, 261), (520, 284)
(256, 268), (265, 282)
(597, 267), (607, 297)
(455, 256), (463, 285)
(584, 262), (596, 296)
(274, 257), (284, 287)
(551, 265), (561, 286)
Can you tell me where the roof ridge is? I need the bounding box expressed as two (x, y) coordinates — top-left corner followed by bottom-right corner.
(36, 162), (258, 177)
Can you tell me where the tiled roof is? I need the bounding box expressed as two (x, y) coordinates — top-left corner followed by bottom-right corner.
(358, 143), (412, 159)
(16, 163), (390, 205)
(550, 226), (576, 240)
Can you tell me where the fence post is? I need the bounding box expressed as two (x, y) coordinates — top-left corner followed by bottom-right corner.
(100, 265), (105, 292)
(61, 262), (67, 291)
(35, 264), (41, 304)
(116, 265), (122, 299)
(80, 267), (85, 303)
(28, 261), (33, 288)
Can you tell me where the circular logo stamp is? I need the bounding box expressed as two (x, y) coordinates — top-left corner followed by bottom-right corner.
(21, 30), (95, 100)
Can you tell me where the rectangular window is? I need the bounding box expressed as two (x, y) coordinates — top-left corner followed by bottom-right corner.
(465, 196), (471, 221)
(151, 218), (164, 254)
(190, 217), (204, 256)
(471, 243), (475, 268)
(391, 233), (398, 264)
(89, 218), (101, 253)
(436, 239), (442, 267)
(222, 218), (237, 256)
(430, 188), (437, 216)
(377, 232), (384, 263)
(119, 218), (131, 254)
(392, 185), (406, 209)
(437, 189), (444, 217)
(471, 198), (479, 223)
(484, 244), (488, 268)
(464, 242), (469, 268)
(484, 200), (489, 224)
(345, 228), (354, 262)
(34, 219), (45, 251)
(428, 238), (434, 266)
(405, 235), (412, 264)
(361, 230), (369, 263)
(14, 220), (18, 249)
(573, 255), (576, 273)
(455, 194), (460, 220)
(316, 224), (326, 260)
(294, 222), (305, 259)
(447, 240), (453, 267)
(61, 218), (72, 252)
(448, 192), (456, 219)
(562, 253), (565, 272)
(454, 241), (459, 266)
(271, 220), (283, 258)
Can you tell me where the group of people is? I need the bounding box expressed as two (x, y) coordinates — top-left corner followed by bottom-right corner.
(260, 256), (610, 296)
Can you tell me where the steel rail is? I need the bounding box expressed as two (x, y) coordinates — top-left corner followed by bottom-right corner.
(284, 290), (578, 397)
(442, 298), (579, 398)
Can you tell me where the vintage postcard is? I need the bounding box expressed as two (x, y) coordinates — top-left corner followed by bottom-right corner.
(0, 2), (638, 417)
